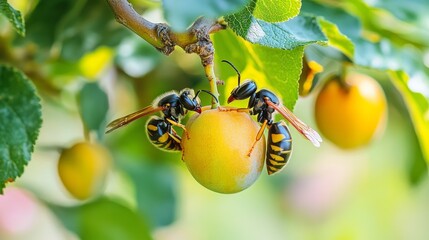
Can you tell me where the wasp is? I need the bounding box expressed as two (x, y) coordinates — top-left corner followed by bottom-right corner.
(106, 88), (217, 152)
(221, 60), (322, 175)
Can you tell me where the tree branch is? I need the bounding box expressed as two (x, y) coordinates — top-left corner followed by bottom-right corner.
(106, 0), (226, 58)
(107, 0), (226, 108)
(107, 0), (161, 48)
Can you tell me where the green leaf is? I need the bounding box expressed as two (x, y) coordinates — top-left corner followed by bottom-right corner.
(79, 198), (152, 240)
(0, 65), (42, 193)
(354, 38), (427, 75)
(78, 82), (109, 138)
(214, 29), (303, 109)
(0, 0), (25, 36)
(115, 35), (163, 78)
(121, 160), (177, 228)
(301, 0), (361, 39)
(373, 0), (429, 27)
(407, 130), (427, 185)
(59, 1), (129, 60)
(301, 1), (424, 73)
(388, 70), (429, 166)
(162, 0), (250, 31)
(317, 18), (354, 60)
(25, 0), (74, 49)
(339, 0), (429, 48)
(52, 198), (152, 240)
(25, 0), (129, 60)
(225, 1), (327, 50)
(253, 0), (301, 22)
(305, 0), (429, 48)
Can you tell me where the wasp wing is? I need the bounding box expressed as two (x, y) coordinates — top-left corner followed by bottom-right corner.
(105, 105), (164, 134)
(265, 98), (322, 147)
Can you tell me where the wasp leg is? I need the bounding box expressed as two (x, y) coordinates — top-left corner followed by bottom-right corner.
(166, 118), (190, 140)
(218, 107), (251, 113)
(200, 105), (212, 112)
(247, 120), (268, 157)
(170, 127), (180, 138)
(217, 106), (228, 111)
(168, 131), (181, 141)
(165, 131), (185, 161)
(181, 145), (185, 162)
(169, 129), (185, 161)
(168, 130), (181, 143)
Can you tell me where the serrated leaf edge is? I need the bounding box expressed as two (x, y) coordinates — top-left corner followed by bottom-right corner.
(0, 65), (42, 193)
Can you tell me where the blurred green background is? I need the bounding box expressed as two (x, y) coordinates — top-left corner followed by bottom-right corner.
(0, 0), (429, 240)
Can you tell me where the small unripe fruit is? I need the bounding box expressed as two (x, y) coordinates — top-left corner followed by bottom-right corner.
(58, 142), (111, 200)
(315, 73), (387, 149)
(182, 109), (266, 194)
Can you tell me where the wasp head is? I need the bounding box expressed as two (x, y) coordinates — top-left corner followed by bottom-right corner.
(228, 80), (257, 103)
(179, 89), (218, 113)
(179, 89), (201, 113)
(221, 60), (258, 104)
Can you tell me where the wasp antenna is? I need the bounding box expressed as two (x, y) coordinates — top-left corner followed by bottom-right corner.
(221, 60), (241, 86)
(193, 90), (202, 100)
(199, 89), (219, 103)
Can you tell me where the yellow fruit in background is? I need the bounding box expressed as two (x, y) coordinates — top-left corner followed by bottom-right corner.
(315, 73), (387, 149)
(181, 109), (266, 194)
(79, 46), (114, 80)
(58, 142), (111, 200)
